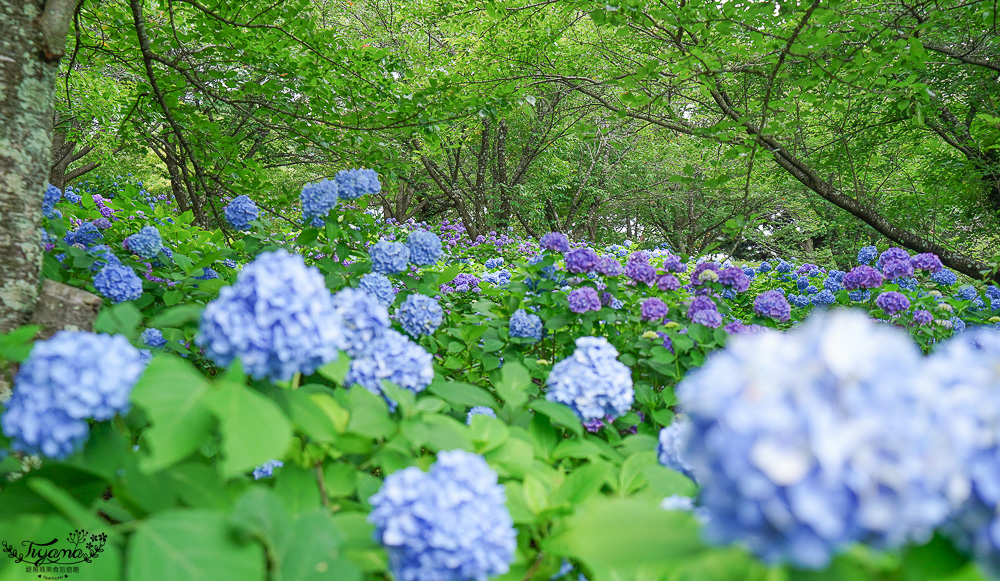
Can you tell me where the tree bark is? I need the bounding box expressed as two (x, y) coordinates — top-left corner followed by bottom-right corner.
(0, 0), (78, 334)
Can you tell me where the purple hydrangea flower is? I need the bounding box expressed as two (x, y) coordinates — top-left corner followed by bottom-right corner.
(876, 291), (910, 315)
(640, 297), (669, 322)
(910, 253), (944, 273)
(913, 309), (933, 325)
(595, 256), (623, 277)
(540, 232), (570, 252)
(719, 267), (751, 292)
(753, 290), (791, 323)
(567, 287), (601, 313)
(877, 247), (909, 270)
(657, 274), (681, 291)
(625, 256), (657, 285)
(565, 248), (600, 274)
(690, 262), (720, 286)
(687, 296), (722, 328)
(882, 259), (914, 280)
(843, 266), (884, 290)
(662, 254), (686, 273)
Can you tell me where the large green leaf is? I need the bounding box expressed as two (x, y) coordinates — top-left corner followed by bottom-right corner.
(131, 355), (214, 473)
(127, 508), (265, 581)
(203, 379), (293, 478)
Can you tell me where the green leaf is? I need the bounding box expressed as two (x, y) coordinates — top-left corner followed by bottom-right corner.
(546, 498), (704, 578)
(427, 379), (497, 409)
(494, 361), (532, 408)
(127, 508), (265, 581)
(529, 399), (584, 437)
(203, 379), (293, 478)
(147, 304), (204, 328)
(344, 387), (394, 439)
(131, 355), (214, 472)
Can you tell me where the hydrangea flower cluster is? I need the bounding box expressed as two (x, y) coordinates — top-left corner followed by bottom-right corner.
(565, 248), (600, 274)
(359, 272), (396, 307)
(224, 195), (259, 230)
(877, 247), (909, 270)
(368, 450), (516, 581)
(331, 287), (391, 357)
(718, 267), (751, 292)
(369, 241), (411, 274)
(546, 336), (633, 423)
(197, 250), (344, 381)
(911, 252), (944, 272)
(127, 226), (163, 259)
(509, 308), (543, 342)
(253, 459), (283, 480)
(65, 222), (103, 248)
(397, 294), (444, 336)
(625, 252), (657, 285)
(687, 296), (722, 328)
(641, 297), (669, 322)
(540, 231), (570, 252)
(467, 406), (497, 424)
(876, 291), (910, 315)
(857, 245), (878, 264)
(595, 256), (623, 277)
(141, 328), (167, 348)
(300, 179), (338, 224)
(843, 265), (884, 290)
(484, 257), (505, 270)
(335, 168), (381, 199)
(1, 331), (146, 458)
(94, 263), (143, 303)
(657, 417), (695, 480)
(932, 269), (958, 286)
(675, 311), (969, 568)
(406, 230), (442, 266)
(42, 184), (62, 218)
(657, 274), (681, 291)
(661, 253), (685, 272)
(345, 329), (434, 410)
(567, 287), (601, 313)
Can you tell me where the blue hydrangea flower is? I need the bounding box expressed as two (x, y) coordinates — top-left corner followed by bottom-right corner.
(331, 287), (391, 357)
(300, 179), (338, 223)
(359, 272), (396, 307)
(345, 329), (434, 410)
(754, 290), (791, 322)
(896, 276), (918, 292)
(509, 309), (543, 342)
(88, 244), (122, 271)
(42, 184), (62, 218)
(485, 257), (505, 270)
(823, 277), (843, 293)
(63, 187), (82, 205)
(931, 269), (958, 286)
(849, 289), (871, 302)
(369, 241), (410, 274)
(141, 328), (167, 348)
(857, 245), (878, 265)
(757, 261), (772, 274)
(1, 331), (146, 458)
(676, 310), (967, 568)
(193, 267), (219, 280)
(796, 276), (810, 291)
(224, 195), (259, 230)
(776, 260), (792, 274)
(253, 459), (283, 480)
(128, 226), (163, 259)
(546, 337), (633, 423)
(467, 406), (497, 424)
(196, 250), (344, 381)
(658, 418), (695, 480)
(335, 168), (381, 199)
(397, 294), (444, 337)
(957, 285), (978, 301)
(406, 230), (442, 266)
(368, 450), (516, 581)
(811, 290), (836, 306)
(65, 222), (103, 248)
(94, 263), (143, 303)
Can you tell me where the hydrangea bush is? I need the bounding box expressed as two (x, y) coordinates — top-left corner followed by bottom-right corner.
(7, 169), (1000, 581)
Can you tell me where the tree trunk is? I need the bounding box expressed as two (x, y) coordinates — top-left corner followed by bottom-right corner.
(0, 0), (77, 333)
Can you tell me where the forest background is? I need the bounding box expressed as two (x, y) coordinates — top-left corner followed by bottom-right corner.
(26, 0), (1000, 276)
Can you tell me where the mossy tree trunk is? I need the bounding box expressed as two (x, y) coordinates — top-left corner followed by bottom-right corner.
(0, 0), (77, 333)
